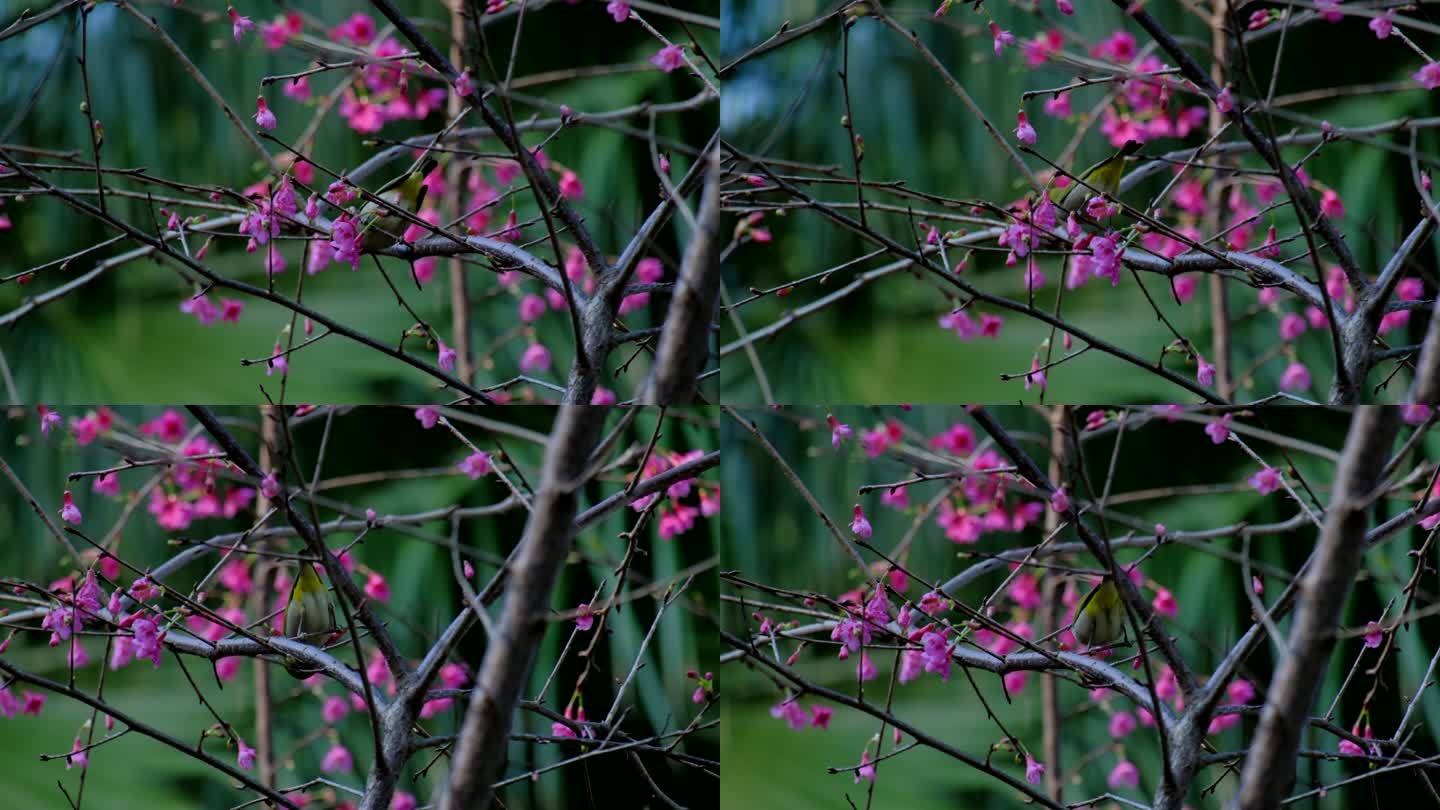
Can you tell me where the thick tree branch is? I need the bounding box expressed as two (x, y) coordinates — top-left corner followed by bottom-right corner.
(439, 405), (608, 810)
(1236, 406), (1400, 809)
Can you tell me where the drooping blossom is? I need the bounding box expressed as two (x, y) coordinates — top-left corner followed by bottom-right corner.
(253, 97), (276, 130)
(850, 504), (872, 539)
(1014, 111), (1036, 145)
(228, 7), (254, 42)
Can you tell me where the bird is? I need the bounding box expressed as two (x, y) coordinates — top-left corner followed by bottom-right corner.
(357, 156), (439, 252)
(281, 561), (338, 678)
(1049, 140), (1142, 212)
(1071, 578), (1126, 649)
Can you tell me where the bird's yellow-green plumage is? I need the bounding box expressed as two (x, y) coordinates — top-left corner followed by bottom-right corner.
(1049, 140), (1142, 212)
(358, 156), (439, 251)
(1071, 579), (1125, 648)
(282, 562), (337, 678)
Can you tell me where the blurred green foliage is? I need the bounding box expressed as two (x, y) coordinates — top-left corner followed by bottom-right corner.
(721, 405), (1440, 807)
(0, 404), (719, 808)
(720, 0), (1440, 404)
(0, 0), (717, 402)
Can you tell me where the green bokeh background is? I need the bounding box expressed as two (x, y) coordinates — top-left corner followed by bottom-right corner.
(720, 1), (1440, 404)
(0, 405), (720, 808)
(0, 0), (718, 402)
(721, 405), (1440, 808)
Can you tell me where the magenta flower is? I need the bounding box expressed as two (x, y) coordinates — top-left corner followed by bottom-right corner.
(322, 695), (350, 724)
(519, 342), (552, 372)
(228, 7), (255, 42)
(1024, 356), (1047, 391)
(1025, 755), (1045, 785)
(1205, 414), (1232, 445)
(237, 738), (256, 770)
(364, 572), (390, 603)
(1109, 711), (1137, 739)
(850, 504), (872, 539)
(1215, 85), (1234, 113)
(1320, 188), (1344, 219)
(220, 299), (245, 323)
(1014, 110), (1036, 145)
(1279, 361), (1311, 392)
(266, 343), (288, 377)
(988, 22), (1015, 56)
(1108, 760), (1140, 790)
(261, 472), (281, 500)
(518, 294), (546, 323)
(1363, 620), (1383, 648)
(606, 1), (631, 22)
(321, 743), (353, 773)
(130, 614), (165, 668)
(1415, 62), (1440, 91)
(1196, 357), (1215, 387)
(59, 491), (82, 525)
(458, 451), (493, 480)
(770, 697), (807, 730)
(391, 792), (418, 810)
(809, 705), (833, 729)
(828, 414), (853, 449)
(20, 691), (44, 716)
(415, 406), (439, 429)
(854, 750), (876, 783)
(1370, 11), (1396, 39)
(575, 603), (595, 631)
(253, 96), (276, 131)
(453, 70), (474, 98)
(66, 738), (88, 770)
(650, 44), (686, 73)
(1152, 588), (1178, 618)
(1049, 487), (1069, 514)
(328, 213), (362, 270)
(1250, 466), (1282, 495)
(39, 405), (62, 435)
(556, 170), (584, 202)
(437, 341), (457, 372)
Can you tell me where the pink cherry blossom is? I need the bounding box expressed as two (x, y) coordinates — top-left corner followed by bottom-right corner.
(850, 504), (872, 539)
(988, 22), (1015, 57)
(650, 45), (685, 73)
(253, 97), (276, 130)
(1014, 111), (1036, 145)
(458, 451), (492, 480)
(1108, 760), (1140, 790)
(1363, 620), (1383, 648)
(1025, 755), (1045, 785)
(1250, 466), (1282, 495)
(60, 491), (82, 525)
(1413, 62), (1440, 90)
(228, 7), (254, 42)
(364, 572), (390, 602)
(520, 342), (551, 372)
(321, 743), (353, 773)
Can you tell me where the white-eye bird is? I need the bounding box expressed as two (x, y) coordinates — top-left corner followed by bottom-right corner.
(282, 561), (337, 678)
(1071, 578), (1125, 649)
(1049, 140), (1142, 212)
(357, 156), (439, 251)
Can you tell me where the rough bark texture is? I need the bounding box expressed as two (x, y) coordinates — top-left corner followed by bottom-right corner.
(439, 405), (608, 810)
(1235, 406), (1400, 809)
